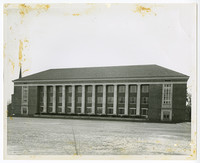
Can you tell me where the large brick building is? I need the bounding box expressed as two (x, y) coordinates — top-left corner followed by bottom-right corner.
(11, 64), (189, 122)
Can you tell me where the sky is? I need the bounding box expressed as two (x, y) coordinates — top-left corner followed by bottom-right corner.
(3, 3), (196, 104)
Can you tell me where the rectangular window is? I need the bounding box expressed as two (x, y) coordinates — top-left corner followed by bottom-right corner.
(22, 86), (28, 105)
(130, 108), (136, 115)
(49, 87), (53, 93)
(118, 107), (124, 114)
(141, 108), (148, 117)
(77, 97), (82, 103)
(67, 96), (72, 103)
(142, 85), (149, 93)
(118, 97), (125, 104)
(107, 86), (114, 93)
(118, 85), (125, 93)
(67, 86), (72, 93)
(77, 86), (82, 93)
(58, 96), (62, 103)
(162, 84), (173, 108)
(129, 97), (136, 104)
(97, 97), (103, 103)
(97, 107), (102, 114)
(86, 86), (92, 93)
(142, 97), (148, 104)
(130, 85), (137, 93)
(21, 106), (28, 115)
(67, 107), (71, 113)
(107, 107), (113, 114)
(48, 106), (53, 113)
(76, 107), (81, 113)
(86, 107), (92, 113)
(87, 97), (92, 103)
(107, 97), (113, 104)
(97, 86), (103, 93)
(49, 96), (53, 103)
(58, 86), (62, 93)
(57, 106), (62, 113)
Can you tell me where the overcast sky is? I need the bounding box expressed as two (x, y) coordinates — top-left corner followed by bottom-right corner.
(4, 3), (196, 104)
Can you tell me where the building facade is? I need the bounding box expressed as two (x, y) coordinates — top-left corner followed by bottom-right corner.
(11, 65), (189, 122)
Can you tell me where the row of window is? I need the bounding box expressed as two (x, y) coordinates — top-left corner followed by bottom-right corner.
(40, 96), (149, 105)
(39, 106), (148, 116)
(39, 85), (149, 94)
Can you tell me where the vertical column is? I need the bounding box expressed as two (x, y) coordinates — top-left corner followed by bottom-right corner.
(102, 85), (106, 114)
(71, 85), (75, 114)
(113, 84), (117, 115)
(125, 84), (129, 115)
(136, 84), (141, 115)
(52, 85), (56, 113)
(81, 85), (85, 114)
(92, 85), (96, 114)
(62, 85), (65, 113)
(43, 85), (47, 113)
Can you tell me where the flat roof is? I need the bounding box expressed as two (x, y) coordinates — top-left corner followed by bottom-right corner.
(14, 64), (189, 82)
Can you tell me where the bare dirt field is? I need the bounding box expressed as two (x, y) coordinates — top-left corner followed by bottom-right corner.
(7, 117), (191, 155)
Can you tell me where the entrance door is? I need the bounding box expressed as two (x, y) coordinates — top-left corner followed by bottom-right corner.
(162, 111), (170, 121)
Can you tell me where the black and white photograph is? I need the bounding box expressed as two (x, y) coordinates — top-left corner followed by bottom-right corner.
(2, 1), (198, 160)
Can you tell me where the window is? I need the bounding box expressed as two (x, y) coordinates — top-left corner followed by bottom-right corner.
(107, 97), (113, 104)
(162, 84), (173, 108)
(67, 107), (71, 113)
(130, 97), (136, 104)
(58, 96), (62, 103)
(40, 87), (44, 93)
(130, 108), (136, 115)
(87, 97), (92, 103)
(22, 86), (28, 105)
(118, 107), (124, 114)
(77, 86), (82, 93)
(67, 96), (72, 103)
(118, 86), (125, 93)
(58, 86), (62, 93)
(48, 106), (53, 113)
(40, 106), (44, 112)
(40, 95), (44, 104)
(142, 85), (149, 93)
(142, 97), (148, 104)
(141, 108), (148, 117)
(97, 97), (103, 103)
(77, 97), (82, 103)
(86, 107), (92, 113)
(21, 106), (28, 115)
(67, 86), (72, 93)
(161, 110), (172, 121)
(97, 107), (102, 114)
(97, 86), (103, 93)
(107, 107), (113, 114)
(49, 96), (53, 103)
(118, 97), (125, 104)
(87, 86), (92, 93)
(57, 106), (62, 113)
(76, 107), (81, 113)
(49, 87), (53, 93)
(107, 86), (114, 93)
(130, 85), (137, 93)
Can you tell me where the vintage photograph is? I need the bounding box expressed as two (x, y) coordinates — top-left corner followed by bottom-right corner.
(3, 3), (197, 159)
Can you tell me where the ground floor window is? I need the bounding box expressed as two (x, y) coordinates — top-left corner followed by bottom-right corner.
(141, 108), (148, 117)
(96, 107), (102, 114)
(76, 107), (81, 114)
(67, 107), (71, 113)
(48, 106), (53, 113)
(129, 108), (136, 115)
(118, 107), (124, 115)
(40, 106), (44, 112)
(57, 106), (62, 113)
(86, 107), (92, 114)
(107, 107), (113, 114)
(21, 106), (28, 115)
(161, 110), (172, 121)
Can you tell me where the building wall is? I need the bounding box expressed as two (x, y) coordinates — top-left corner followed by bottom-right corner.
(12, 86), (22, 116)
(148, 84), (162, 121)
(172, 84), (187, 122)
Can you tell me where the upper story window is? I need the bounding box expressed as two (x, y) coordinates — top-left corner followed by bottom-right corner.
(77, 86), (82, 93)
(77, 97), (82, 103)
(162, 84), (173, 108)
(67, 86), (72, 93)
(118, 86), (125, 93)
(22, 86), (28, 105)
(87, 97), (92, 103)
(130, 85), (137, 93)
(118, 97), (125, 104)
(142, 85), (149, 93)
(142, 97), (149, 104)
(107, 97), (113, 104)
(97, 97), (103, 104)
(86, 86), (92, 93)
(129, 97), (136, 104)
(58, 86), (62, 93)
(49, 87), (53, 93)
(107, 86), (114, 93)
(97, 86), (103, 93)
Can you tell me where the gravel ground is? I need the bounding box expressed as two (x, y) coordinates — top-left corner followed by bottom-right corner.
(7, 117), (191, 155)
